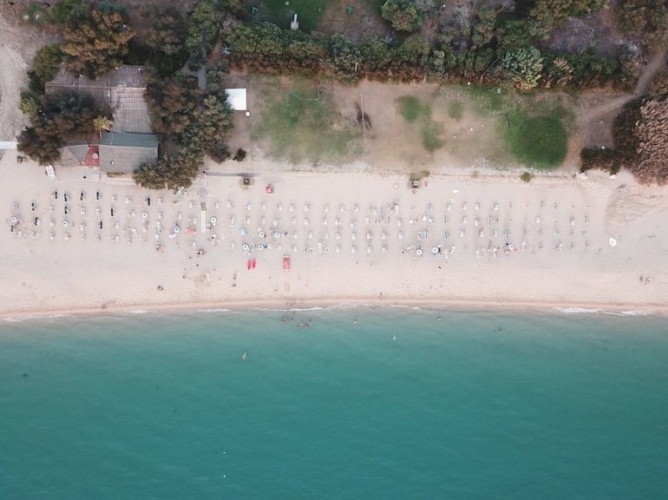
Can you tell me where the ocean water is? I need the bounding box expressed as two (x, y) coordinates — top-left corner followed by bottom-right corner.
(1, 307), (667, 499)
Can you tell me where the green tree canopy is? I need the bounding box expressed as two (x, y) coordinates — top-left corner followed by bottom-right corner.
(381, 0), (422, 33)
(183, 93), (234, 162)
(50, 0), (88, 25)
(502, 46), (544, 89)
(28, 45), (63, 93)
(471, 7), (498, 49)
(617, 0), (668, 48)
(61, 9), (135, 78)
(329, 34), (362, 80)
(144, 75), (200, 140)
(396, 35), (431, 67)
(145, 7), (187, 56)
(530, 0), (608, 37)
(18, 91), (111, 165)
(133, 147), (203, 191)
(360, 37), (395, 72)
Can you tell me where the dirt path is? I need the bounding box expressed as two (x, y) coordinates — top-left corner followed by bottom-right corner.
(580, 50), (667, 123)
(0, 43), (26, 140)
(633, 50), (667, 96)
(0, 14), (29, 140)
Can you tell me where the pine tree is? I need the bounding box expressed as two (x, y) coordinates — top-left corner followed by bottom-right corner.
(61, 9), (135, 78)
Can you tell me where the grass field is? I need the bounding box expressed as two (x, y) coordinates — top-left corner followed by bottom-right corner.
(451, 86), (571, 169)
(504, 111), (568, 169)
(249, 77), (572, 171)
(254, 82), (359, 164)
(397, 96), (425, 123)
(261, 0), (328, 31)
(447, 100), (464, 120)
(396, 95), (445, 152)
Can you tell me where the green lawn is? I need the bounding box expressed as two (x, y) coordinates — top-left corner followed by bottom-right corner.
(261, 0), (328, 31)
(464, 85), (506, 113)
(504, 111), (568, 169)
(447, 100), (464, 120)
(453, 86), (571, 169)
(396, 95), (444, 152)
(397, 95), (425, 123)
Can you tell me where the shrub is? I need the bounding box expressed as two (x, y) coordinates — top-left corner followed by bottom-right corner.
(51, 0), (88, 25)
(580, 148), (620, 174)
(233, 148), (247, 161)
(19, 92), (39, 115)
(632, 97), (668, 183)
(612, 99), (642, 165)
(502, 46), (544, 90)
(381, 0), (422, 33)
(22, 4), (49, 25)
(29, 45), (63, 91)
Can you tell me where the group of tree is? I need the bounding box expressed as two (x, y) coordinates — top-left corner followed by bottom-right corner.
(381, 0), (422, 33)
(133, 67), (234, 190)
(17, 1), (134, 165)
(24, 0), (136, 79)
(18, 91), (112, 165)
(581, 94), (668, 184)
(529, 0), (608, 38)
(143, 7), (189, 77)
(23, 0), (640, 94)
(616, 0), (668, 49)
(628, 96), (668, 184)
(17, 0), (240, 190)
(27, 44), (63, 94)
(23, 0), (135, 93)
(61, 6), (135, 78)
(224, 20), (619, 90)
(122, 0), (241, 189)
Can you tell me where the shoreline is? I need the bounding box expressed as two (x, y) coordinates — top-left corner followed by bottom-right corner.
(2, 295), (666, 322)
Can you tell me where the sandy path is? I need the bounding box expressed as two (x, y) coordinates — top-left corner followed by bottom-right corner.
(0, 14), (28, 141)
(579, 50), (667, 124)
(0, 44), (25, 140)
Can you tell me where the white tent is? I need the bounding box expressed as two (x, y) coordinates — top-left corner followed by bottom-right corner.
(225, 88), (247, 111)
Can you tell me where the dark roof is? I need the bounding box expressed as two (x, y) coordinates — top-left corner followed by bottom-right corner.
(46, 66), (152, 133)
(47, 65), (148, 89)
(99, 132), (158, 148)
(66, 145), (89, 163)
(98, 132), (158, 173)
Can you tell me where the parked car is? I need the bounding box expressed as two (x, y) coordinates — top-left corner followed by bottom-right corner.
(45, 165), (56, 180)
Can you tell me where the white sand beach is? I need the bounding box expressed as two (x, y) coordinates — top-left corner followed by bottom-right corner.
(2, 151), (667, 318)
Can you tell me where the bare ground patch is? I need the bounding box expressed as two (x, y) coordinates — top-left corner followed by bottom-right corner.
(316, 0), (391, 43)
(0, 6), (57, 140)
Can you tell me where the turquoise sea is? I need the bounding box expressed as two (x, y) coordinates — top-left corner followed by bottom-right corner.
(1, 307), (667, 499)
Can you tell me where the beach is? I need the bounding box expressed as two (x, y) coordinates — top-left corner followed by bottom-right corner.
(2, 150), (667, 319)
